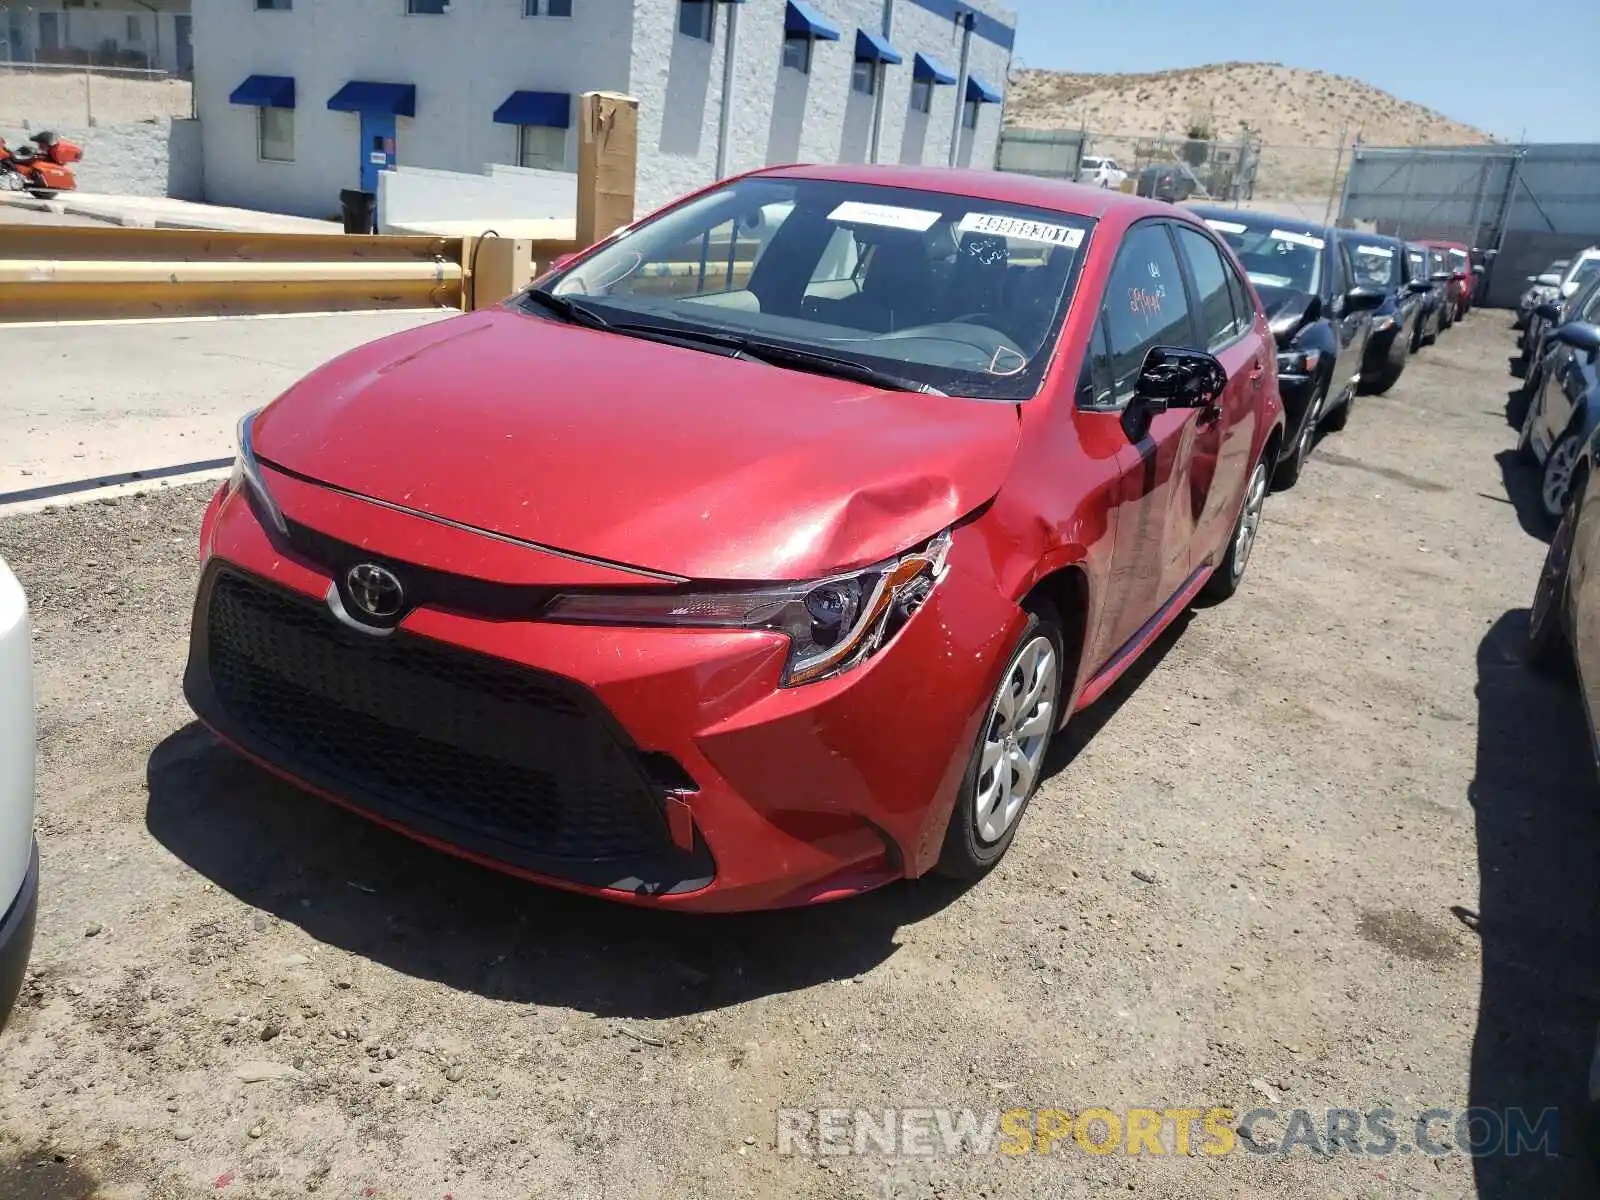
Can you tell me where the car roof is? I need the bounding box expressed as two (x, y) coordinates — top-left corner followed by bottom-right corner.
(753, 164), (1184, 222)
(1186, 204), (1332, 239)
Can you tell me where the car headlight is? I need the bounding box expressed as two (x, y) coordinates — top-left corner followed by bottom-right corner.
(1276, 348), (1322, 376)
(229, 407), (287, 536)
(1372, 315), (1396, 332)
(544, 531), (953, 686)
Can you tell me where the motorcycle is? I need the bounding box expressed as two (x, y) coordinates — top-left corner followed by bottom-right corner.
(0, 131), (83, 197)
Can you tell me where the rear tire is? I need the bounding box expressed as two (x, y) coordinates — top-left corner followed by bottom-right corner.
(1201, 456), (1270, 604)
(1528, 487), (1578, 672)
(1541, 433), (1582, 524)
(936, 604), (1065, 881)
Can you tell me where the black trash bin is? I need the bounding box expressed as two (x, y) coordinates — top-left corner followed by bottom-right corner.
(339, 189), (377, 235)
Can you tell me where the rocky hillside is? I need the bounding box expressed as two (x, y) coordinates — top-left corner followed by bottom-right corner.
(1005, 62), (1492, 150)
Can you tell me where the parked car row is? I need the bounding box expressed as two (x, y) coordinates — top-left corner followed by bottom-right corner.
(1190, 208), (1463, 486)
(1515, 259), (1600, 1159)
(1514, 258), (1600, 522)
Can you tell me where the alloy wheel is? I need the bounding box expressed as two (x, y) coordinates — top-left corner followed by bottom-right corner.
(973, 635), (1058, 845)
(1542, 436), (1582, 519)
(1297, 389), (1325, 461)
(1232, 462), (1270, 581)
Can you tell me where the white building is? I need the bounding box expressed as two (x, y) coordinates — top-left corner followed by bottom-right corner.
(193, 0), (1015, 220)
(0, 1), (192, 74)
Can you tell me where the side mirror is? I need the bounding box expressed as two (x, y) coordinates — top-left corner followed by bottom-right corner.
(1535, 300), (1563, 323)
(1133, 346), (1227, 413)
(1344, 285), (1386, 312)
(1536, 273), (1562, 287)
(1553, 322), (1600, 356)
(1431, 271), (1454, 283)
(1562, 280), (1581, 297)
(1472, 264), (1485, 276)
(1407, 280), (1433, 294)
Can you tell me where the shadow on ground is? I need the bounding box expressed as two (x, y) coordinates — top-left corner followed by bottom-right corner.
(1496, 449), (1555, 545)
(145, 724), (980, 1019)
(1468, 611), (1600, 1197)
(0, 1144), (101, 1200)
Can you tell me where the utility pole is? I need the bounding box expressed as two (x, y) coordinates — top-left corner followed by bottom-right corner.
(1322, 123), (1349, 225)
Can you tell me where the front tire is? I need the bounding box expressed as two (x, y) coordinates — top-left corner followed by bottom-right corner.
(1528, 488), (1578, 672)
(1324, 387), (1352, 432)
(1201, 456), (1270, 603)
(936, 606), (1065, 881)
(1272, 381), (1326, 490)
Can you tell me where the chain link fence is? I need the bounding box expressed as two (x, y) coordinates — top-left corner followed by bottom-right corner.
(998, 125), (1358, 223)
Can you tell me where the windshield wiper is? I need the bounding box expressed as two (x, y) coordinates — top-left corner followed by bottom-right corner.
(602, 322), (944, 395)
(523, 287), (611, 330)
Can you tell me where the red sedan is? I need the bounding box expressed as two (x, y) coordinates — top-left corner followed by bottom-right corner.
(1423, 239), (1473, 320)
(185, 166), (1285, 912)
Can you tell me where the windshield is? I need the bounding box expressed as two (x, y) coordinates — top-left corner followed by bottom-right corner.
(1406, 247), (1428, 282)
(1448, 249), (1467, 272)
(1428, 249), (1448, 276)
(1570, 256), (1600, 292)
(1201, 215), (1323, 294)
(539, 177), (1093, 400)
(1349, 241), (1399, 288)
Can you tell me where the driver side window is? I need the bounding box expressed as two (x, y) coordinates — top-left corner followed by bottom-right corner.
(1101, 222), (1195, 408)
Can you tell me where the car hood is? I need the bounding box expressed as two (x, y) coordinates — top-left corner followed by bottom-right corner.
(1257, 286), (1323, 346)
(252, 308), (1022, 582)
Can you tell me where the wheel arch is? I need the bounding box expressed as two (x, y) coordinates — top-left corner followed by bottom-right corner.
(1018, 564), (1090, 719)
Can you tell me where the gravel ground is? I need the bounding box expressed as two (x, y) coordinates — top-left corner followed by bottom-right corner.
(2, 313), (1598, 1200)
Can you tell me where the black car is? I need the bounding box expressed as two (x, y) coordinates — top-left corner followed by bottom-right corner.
(1136, 163), (1199, 202)
(1522, 272), (1600, 407)
(1194, 206), (1383, 487)
(1405, 243), (1450, 351)
(1346, 233), (1431, 394)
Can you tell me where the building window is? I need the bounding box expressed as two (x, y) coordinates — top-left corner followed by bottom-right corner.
(525, 0), (573, 13)
(962, 99), (980, 130)
(678, 0), (714, 42)
(851, 59), (876, 96)
(781, 35), (812, 74)
(407, 0), (448, 13)
(910, 79), (932, 114)
(258, 107), (294, 162)
(519, 124), (566, 170)
(255, 0), (292, 8)
(126, 14), (142, 40)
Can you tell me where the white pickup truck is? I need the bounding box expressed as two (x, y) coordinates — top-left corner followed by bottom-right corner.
(0, 556), (38, 1035)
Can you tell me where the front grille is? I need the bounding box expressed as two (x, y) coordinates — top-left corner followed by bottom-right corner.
(199, 570), (675, 865)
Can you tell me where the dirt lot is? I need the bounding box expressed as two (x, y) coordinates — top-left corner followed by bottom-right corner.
(2, 314), (1598, 1200)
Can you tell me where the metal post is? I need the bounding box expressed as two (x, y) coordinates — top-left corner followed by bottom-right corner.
(713, 0), (740, 181)
(84, 65), (92, 127)
(1492, 147), (1526, 260)
(947, 10), (974, 168)
(1466, 156), (1491, 250)
(867, 0), (892, 163)
(1334, 143), (1357, 227)
(1322, 124), (1348, 225)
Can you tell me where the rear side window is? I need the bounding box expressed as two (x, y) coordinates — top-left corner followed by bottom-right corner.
(1102, 222), (1194, 406)
(1174, 225), (1240, 353)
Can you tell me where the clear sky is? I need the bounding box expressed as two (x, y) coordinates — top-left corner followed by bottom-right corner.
(1009, 0), (1600, 144)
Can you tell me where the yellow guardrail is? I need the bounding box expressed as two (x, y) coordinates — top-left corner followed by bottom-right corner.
(0, 226), (471, 322)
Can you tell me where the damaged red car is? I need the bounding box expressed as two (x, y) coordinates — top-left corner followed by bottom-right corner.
(185, 166), (1285, 912)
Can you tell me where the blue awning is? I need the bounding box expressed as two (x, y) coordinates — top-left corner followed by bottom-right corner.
(492, 90), (571, 128)
(327, 80), (416, 118)
(785, 1), (840, 40)
(229, 74), (295, 109)
(913, 53), (956, 85)
(854, 28), (902, 64)
(965, 75), (1001, 104)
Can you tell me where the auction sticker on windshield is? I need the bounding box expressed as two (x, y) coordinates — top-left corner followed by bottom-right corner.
(828, 201), (942, 232)
(1355, 244), (1394, 258)
(1204, 219), (1248, 235)
(958, 213), (1085, 248)
(1272, 229), (1326, 250)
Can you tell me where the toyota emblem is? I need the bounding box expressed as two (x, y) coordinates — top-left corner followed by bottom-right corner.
(345, 562), (405, 620)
